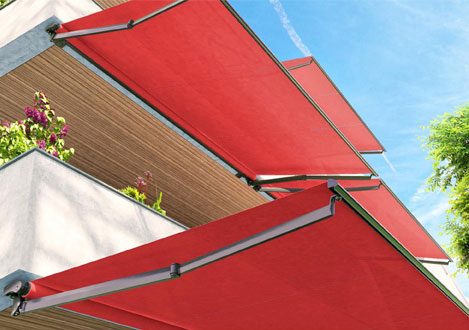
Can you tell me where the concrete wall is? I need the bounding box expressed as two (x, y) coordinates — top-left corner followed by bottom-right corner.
(0, 0), (101, 75)
(0, 149), (186, 301)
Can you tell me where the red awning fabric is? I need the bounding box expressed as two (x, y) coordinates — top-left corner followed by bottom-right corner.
(346, 180), (449, 260)
(58, 0), (375, 179)
(283, 56), (384, 153)
(25, 183), (467, 329)
(266, 179), (449, 261)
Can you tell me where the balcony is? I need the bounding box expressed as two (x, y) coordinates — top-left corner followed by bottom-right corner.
(0, 149), (187, 308)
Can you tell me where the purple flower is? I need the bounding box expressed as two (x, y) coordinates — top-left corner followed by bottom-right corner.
(52, 150), (59, 157)
(1, 120), (10, 127)
(32, 109), (41, 123)
(49, 133), (57, 144)
(37, 140), (46, 150)
(24, 106), (35, 118)
(59, 125), (69, 138)
(39, 112), (48, 127)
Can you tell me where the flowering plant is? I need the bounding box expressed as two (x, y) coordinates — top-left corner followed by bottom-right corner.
(0, 92), (74, 165)
(120, 171), (167, 216)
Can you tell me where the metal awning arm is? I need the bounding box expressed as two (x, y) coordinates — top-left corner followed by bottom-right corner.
(5, 193), (338, 316)
(49, 0), (187, 41)
(258, 182), (381, 194)
(257, 187), (304, 193)
(253, 173), (374, 186)
(343, 182), (381, 192)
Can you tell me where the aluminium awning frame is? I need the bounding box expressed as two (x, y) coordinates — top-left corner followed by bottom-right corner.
(47, 0), (379, 186)
(253, 173), (374, 185)
(5, 181), (468, 317)
(257, 182), (381, 193)
(49, 0), (187, 41)
(283, 56), (385, 154)
(5, 185), (338, 316)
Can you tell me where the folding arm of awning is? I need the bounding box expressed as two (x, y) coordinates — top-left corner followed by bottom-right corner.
(258, 182), (381, 194)
(253, 173), (374, 185)
(256, 187), (304, 193)
(4, 194), (338, 316)
(48, 0), (187, 41)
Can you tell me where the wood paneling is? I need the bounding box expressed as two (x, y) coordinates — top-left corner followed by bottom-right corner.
(0, 46), (266, 227)
(93, 0), (127, 9)
(0, 308), (130, 329)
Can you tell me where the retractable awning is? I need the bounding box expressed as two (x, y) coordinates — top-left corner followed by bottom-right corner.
(259, 179), (449, 261)
(6, 182), (467, 329)
(283, 56), (384, 153)
(53, 0), (376, 180)
(345, 180), (450, 261)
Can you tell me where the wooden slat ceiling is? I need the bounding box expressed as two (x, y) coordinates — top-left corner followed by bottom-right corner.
(93, 0), (127, 10)
(0, 308), (131, 329)
(0, 46), (266, 227)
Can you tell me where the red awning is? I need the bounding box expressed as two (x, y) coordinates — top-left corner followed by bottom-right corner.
(265, 179), (449, 261)
(346, 180), (449, 260)
(17, 183), (467, 329)
(57, 0), (375, 179)
(283, 56), (384, 153)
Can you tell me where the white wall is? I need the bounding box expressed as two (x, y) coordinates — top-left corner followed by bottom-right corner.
(0, 149), (185, 284)
(0, 0), (101, 75)
(0, 0), (100, 48)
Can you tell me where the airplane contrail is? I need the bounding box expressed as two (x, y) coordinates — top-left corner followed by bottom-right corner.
(269, 0), (312, 56)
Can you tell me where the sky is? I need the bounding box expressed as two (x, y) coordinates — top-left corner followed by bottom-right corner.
(232, 0), (469, 298)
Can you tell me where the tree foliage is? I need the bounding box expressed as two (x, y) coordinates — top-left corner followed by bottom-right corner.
(424, 105), (469, 273)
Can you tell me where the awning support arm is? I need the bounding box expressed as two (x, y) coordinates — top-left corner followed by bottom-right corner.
(343, 183), (382, 192)
(253, 173), (374, 186)
(5, 192), (338, 316)
(258, 183), (381, 194)
(257, 187), (304, 193)
(48, 0), (187, 41)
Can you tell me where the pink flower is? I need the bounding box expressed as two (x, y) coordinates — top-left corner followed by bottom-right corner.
(59, 125), (69, 138)
(135, 176), (147, 193)
(24, 107), (35, 118)
(37, 140), (46, 150)
(49, 133), (57, 144)
(39, 112), (48, 127)
(144, 171), (153, 182)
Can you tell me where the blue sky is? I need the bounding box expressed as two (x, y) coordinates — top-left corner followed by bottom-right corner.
(232, 0), (469, 297)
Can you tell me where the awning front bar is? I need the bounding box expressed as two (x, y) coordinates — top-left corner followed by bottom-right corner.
(50, 0), (187, 41)
(254, 173), (374, 185)
(258, 183), (381, 194)
(5, 194), (337, 316)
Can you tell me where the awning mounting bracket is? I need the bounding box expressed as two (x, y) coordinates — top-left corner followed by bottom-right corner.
(46, 0), (187, 42)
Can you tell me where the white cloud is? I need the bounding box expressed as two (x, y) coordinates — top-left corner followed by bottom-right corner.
(268, 0), (311, 56)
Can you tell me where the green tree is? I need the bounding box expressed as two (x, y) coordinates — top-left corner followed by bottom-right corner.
(424, 105), (469, 274)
